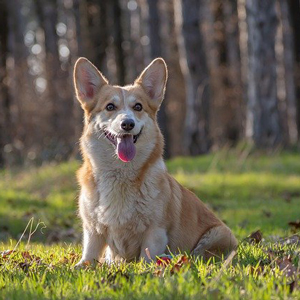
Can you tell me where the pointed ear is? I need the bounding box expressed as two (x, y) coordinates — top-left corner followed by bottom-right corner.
(73, 57), (108, 109)
(135, 58), (168, 107)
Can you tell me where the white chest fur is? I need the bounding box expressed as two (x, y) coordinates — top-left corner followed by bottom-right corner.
(81, 159), (166, 260)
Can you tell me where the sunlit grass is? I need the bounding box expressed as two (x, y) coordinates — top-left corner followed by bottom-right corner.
(0, 150), (300, 299)
(0, 241), (299, 299)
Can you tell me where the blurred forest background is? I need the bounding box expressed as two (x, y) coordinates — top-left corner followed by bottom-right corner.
(0, 0), (300, 167)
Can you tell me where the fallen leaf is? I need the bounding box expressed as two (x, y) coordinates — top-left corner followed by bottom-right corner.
(1, 250), (15, 259)
(156, 256), (172, 266)
(59, 256), (69, 264)
(83, 260), (91, 267)
(21, 251), (32, 260)
(176, 255), (189, 265)
(170, 255), (190, 274)
(245, 230), (263, 244)
(69, 252), (80, 264)
(20, 251), (42, 264)
(288, 220), (300, 232)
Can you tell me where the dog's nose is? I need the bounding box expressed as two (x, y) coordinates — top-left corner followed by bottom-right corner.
(121, 119), (135, 131)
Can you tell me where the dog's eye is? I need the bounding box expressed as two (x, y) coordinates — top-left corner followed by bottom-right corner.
(133, 103), (143, 111)
(106, 103), (116, 111)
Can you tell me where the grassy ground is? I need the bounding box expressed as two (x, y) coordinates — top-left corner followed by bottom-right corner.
(0, 150), (300, 299)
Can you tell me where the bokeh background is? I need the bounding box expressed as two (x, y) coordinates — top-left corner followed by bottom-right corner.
(1, 0), (300, 167)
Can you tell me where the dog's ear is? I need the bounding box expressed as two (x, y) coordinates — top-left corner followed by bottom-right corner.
(73, 57), (108, 110)
(135, 58), (168, 108)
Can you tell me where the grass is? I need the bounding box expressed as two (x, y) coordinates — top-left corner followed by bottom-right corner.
(0, 149), (300, 299)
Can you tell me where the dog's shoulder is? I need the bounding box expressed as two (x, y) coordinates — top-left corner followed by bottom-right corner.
(77, 157), (96, 198)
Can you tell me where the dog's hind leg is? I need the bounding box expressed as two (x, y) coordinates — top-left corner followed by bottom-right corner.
(192, 225), (238, 260)
(140, 227), (168, 262)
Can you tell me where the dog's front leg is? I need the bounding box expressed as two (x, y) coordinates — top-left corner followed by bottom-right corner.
(140, 227), (168, 262)
(76, 228), (106, 267)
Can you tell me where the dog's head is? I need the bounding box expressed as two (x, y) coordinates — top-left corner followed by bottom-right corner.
(74, 58), (168, 163)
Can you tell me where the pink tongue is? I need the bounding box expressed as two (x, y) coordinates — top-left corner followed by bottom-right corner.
(117, 135), (136, 162)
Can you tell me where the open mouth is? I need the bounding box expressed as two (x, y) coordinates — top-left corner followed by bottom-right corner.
(104, 128), (143, 163)
(104, 128), (142, 146)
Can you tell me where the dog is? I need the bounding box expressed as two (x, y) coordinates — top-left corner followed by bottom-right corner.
(73, 57), (237, 266)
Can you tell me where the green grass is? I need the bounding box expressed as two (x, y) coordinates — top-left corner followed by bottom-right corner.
(1, 150), (300, 299)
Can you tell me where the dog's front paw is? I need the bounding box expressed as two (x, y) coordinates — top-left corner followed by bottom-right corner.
(74, 259), (93, 269)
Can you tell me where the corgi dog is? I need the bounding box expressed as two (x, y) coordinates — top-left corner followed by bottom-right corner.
(73, 57), (237, 266)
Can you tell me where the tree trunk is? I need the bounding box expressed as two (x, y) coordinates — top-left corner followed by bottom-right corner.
(109, 0), (126, 86)
(72, 0), (86, 57)
(245, 0), (282, 147)
(223, 0), (245, 142)
(146, 0), (170, 157)
(159, 0), (186, 157)
(126, 3), (145, 82)
(36, 0), (74, 159)
(147, 0), (162, 58)
(73, 0), (108, 72)
(199, 0), (222, 147)
(278, 0), (298, 144)
(237, 0), (249, 118)
(206, 0), (243, 147)
(6, 0), (31, 164)
(96, 1), (109, 72)
(174, 0), (211, 155)
(288, 0), (300, 142)
(36, 0), (60, 131)
(0, 1), (10, 167)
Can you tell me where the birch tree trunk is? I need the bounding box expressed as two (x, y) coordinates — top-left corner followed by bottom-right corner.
(245, 0), (282, 147)
(174, 0), (211, 155)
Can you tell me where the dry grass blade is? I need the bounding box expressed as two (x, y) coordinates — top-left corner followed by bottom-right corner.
(211, 250), (237, 284)
(2, 218), (45, 268)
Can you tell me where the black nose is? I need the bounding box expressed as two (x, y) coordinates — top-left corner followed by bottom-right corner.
(121, 119), (135, 131)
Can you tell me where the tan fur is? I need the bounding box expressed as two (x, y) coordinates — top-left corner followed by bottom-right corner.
(135, 128), (164, 189)
(73, 57), (238, 266)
